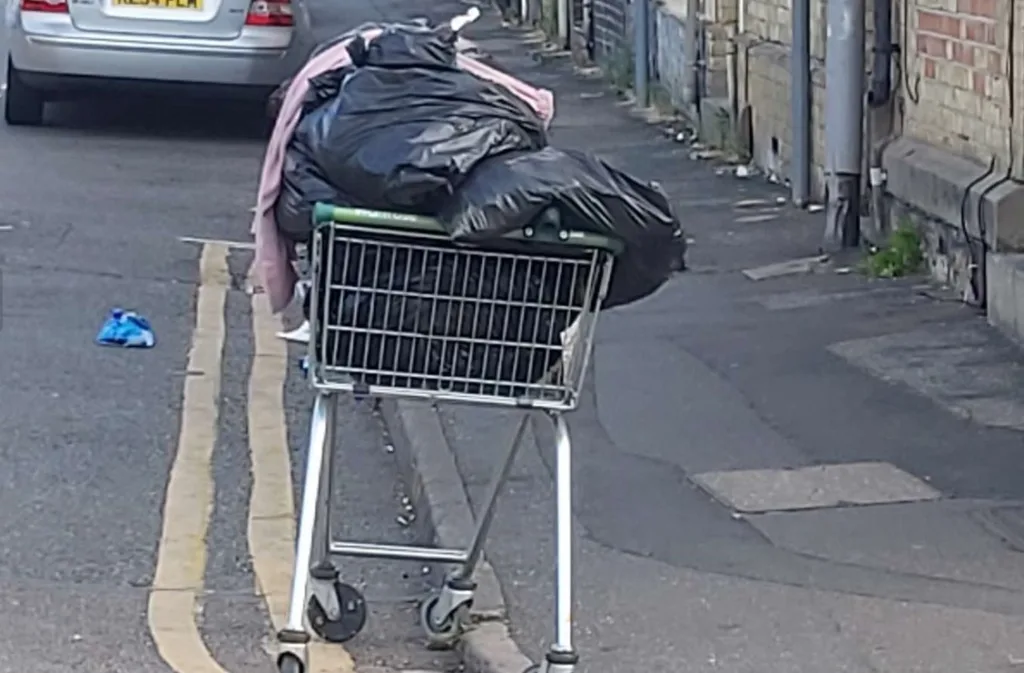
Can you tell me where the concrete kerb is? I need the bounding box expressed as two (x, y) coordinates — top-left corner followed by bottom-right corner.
(378, 398), (536, 673)
(374, 11), (579, 673)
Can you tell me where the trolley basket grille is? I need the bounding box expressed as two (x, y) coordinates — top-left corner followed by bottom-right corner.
(308, 223), (613, 410)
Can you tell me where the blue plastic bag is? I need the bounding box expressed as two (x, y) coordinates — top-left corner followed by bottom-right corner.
(96, 309), (156, 348)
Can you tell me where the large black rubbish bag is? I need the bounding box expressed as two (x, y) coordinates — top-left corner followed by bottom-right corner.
(438, 147), (686, 309)
(275, 22), (549, 243)
(312, 232), (593, 396)
(275, 65), (357, 241)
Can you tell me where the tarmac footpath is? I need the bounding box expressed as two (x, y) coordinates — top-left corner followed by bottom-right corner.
(383, 5), (1024, 673)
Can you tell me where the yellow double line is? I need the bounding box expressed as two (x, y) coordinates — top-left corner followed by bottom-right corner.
(147, 241), (352, 673)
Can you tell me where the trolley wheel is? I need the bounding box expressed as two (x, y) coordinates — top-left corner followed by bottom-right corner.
(419, 594), (467, 649)
(306, 581), (367, 643)
(278, 653), (304, 673)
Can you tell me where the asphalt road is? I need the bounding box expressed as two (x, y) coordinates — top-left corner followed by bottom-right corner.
(0, 0), (465, 671)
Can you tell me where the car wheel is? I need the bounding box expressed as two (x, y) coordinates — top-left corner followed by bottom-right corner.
(4, 59), (45, 127)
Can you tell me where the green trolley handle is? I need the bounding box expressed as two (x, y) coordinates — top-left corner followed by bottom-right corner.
(311, 202), (624, 255)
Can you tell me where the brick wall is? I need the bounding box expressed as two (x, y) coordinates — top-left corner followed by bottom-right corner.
(574, 0), (1021, 203)
(738, 0), (879, 197)
(902, 0), (1011, 165)
(656, 7), (695, 109)
(736, 0), (1018, 198)
(741, 37), (829, 191)
(739, 0), (832, 195)
(703, 0), (737, 97)
(652, 0), (736, 111)
(592, 0), (630, 66)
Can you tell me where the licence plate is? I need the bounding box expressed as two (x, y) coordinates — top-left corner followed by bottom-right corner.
(111, 0), (203, 10)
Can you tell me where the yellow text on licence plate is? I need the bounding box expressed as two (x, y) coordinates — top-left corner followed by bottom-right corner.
(112, 0), (203, 10)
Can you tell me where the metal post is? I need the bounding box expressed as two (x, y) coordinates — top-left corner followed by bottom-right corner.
(551, 413), (574, 654)
(682, 0), (700, 114)
(790, 0), (811, 207)
(558, 0), (570, 47)
(634, 0), (650, 107)
(457, 414), (530, 579)
(282, 393), (332, 634)
(823, 0), (866, 249)
(725, 23), (738, 118)
(866, 0), (894, 241)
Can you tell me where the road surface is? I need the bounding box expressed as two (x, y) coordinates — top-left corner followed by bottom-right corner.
(0, 0), (466, 671)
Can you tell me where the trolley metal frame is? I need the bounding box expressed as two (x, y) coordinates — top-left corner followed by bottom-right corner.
(276, 202), (617, 673)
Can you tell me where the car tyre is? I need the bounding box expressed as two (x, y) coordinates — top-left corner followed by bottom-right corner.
(5, 59), (45, 127)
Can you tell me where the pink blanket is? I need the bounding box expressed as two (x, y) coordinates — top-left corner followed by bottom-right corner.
(252, 31), (555, 314)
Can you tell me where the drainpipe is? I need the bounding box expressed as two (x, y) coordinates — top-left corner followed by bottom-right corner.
(725, 23), (738, 119)
(823, 0), (866, 250)
(866, 0), (894, 239)
(634, 0), (651, 106)
(867, 0), (892, 107)
(736, 0), (746, 122)
(790, 0), (811, 207)
(682, 0), (700, 117)
(558, 0), (570, 47)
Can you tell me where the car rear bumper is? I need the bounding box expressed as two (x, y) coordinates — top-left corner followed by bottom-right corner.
(9, 14), (299, 89)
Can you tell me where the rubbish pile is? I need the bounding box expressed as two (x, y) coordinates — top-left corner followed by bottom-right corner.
(259, 12), (685, 389)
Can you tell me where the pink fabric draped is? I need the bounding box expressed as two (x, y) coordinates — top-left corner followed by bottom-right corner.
(251, 32), (555, 313)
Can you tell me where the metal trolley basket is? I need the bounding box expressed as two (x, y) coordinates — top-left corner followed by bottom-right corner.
(276, 202), (619, 673)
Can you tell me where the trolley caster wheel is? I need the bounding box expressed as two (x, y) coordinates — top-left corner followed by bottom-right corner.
(306, 581), (367, 643)
(278, 653), (304, 673)
(419, 594), (468, 649)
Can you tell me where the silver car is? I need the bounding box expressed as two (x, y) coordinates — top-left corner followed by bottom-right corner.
(3, 0), (314, 125)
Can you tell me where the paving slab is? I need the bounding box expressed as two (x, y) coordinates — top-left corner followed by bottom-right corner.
(829, 322), (1024, 431)
(691, 462), (942, 514)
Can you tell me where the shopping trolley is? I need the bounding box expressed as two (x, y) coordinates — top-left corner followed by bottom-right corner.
(276, 202), (619, 673)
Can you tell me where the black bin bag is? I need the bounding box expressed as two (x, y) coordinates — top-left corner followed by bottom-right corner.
(438, 147), (687, 309)
(275, 22), (549, 243)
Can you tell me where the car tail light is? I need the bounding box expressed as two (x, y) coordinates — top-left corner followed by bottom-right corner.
(245, 0), (292, 26)
(21, 0), (68, 12)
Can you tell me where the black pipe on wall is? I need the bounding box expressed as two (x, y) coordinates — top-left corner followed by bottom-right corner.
(868, 0), (894, 107)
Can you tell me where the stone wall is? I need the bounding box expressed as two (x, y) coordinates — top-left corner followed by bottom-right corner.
(655, 7), (694, 110)
(740, 38), (827, 191)
(592, 0), (631, 67)
(731, 0), (1024, 312)
(735, 0), (1022, 191)
(552, 0), (1024, 308)
(546, 0), (1024, 328)
(655, 0), (733, 107)
(738, 0), (876, 198)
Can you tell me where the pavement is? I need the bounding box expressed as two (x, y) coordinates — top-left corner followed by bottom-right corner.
(0, 0), (470, 672)
(379, 11), (1024, 673)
